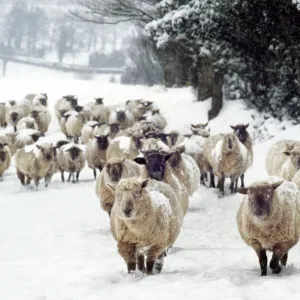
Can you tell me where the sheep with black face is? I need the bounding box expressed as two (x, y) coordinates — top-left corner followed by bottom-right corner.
(237, 177), (300, 276)
(57, 144), (85, 183)
(110, 177), (183, 274)
(108, 108), (135, 130)
(95, 157), (141, 216)
(231, 124), (253, 188)
(55, 95), (78, 121)
(134, 149), (189, 215)
(0, 142), (11, 181)
(86, 134), (110, 179)
(15, 142), (56, 189)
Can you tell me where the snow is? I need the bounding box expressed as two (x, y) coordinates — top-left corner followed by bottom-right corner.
(114, 136), (131, 151)
(24, 144), (41, 157)
(149, 190), (172, 216)
(17, 129), (39, 142)
(2, 63), (300, 299)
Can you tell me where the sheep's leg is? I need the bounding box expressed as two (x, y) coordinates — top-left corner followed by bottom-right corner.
(281, 253), (288, 266)
(118, 242), (137, 273)
(146, 245), (166, 275)
(230, 178), (234, 194)
(13, 126), (17, 132)
(137, 254), (145, 272)
(209, 171), (215, 188)
(252, 242), (268, 276)
(240, 174), (245, 188)
(34, 179), (40, 190)
(44, 175), (51, 188)
(93, 169), (97, 180)
(67, 173), (72, 182)
(17, 170), (25, 185)
(234, 177), (239, 193)
(218, 173), (225, 197)
(61, 171), (65, 182)
(200, 173), (206, 186)
(154, 252), (165, 274)
(72, 173), (76, 184)
(270, 242), (295, 274)
(76, 171), (80, 182)
(26, 176), (32, 185)
(269, 253), (281, 274)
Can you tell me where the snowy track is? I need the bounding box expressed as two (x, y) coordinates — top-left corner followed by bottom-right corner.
(1, 69), (300, 300)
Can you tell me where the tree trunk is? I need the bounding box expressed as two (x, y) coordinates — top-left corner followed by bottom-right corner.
(197, 55), (213, 101)
(208, 69), (223, 120)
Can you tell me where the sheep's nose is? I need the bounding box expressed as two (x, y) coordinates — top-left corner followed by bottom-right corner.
(123, 206), (133, 217)
(46, 154), (51, 160)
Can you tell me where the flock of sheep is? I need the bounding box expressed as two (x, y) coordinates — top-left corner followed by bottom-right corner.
(1, 93), (300, 277)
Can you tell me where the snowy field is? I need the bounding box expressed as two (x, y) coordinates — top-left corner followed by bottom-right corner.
(1, 64), (300, 300)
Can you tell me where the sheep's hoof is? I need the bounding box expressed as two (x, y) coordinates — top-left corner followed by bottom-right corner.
(218, 192), (224, 198)
(261, 270), (267, 276)
(0, 176), (3, 182)
(272, 266), (282, 274)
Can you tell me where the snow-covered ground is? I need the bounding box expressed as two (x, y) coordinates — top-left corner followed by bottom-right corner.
(1, 65), (300, 300)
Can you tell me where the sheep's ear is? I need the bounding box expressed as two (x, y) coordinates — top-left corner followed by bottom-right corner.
(283, 151), (291, 156)
(141, 179), (149, 189)
(191, 124), (197, 128)
(36, 145), (42, 150)
(237, 187), (248, 194)
(134, 157), (146, 165)
(230, 125), (236, 130)
(175, 143), (185, 154)
(208, 128), (211, 132)
(204, 122), (209, 128)
(244, 123), (249, 129)
(164, 152), (174, 161)
(270, 179), (284, 189)
(105, 133), (110, 138)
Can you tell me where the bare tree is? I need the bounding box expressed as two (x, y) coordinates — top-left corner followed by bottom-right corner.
(70, 0), (160, 26)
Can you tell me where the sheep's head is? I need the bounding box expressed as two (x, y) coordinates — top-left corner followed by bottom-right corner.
(31, 110), (39, 119)
(230, 124), (249, 143)
(66, 146), (82, 161)
(27, 119), (36, 129)
(63, 95), (78, 108)
(39, 94), (48, 106)
(111, 178), (149, 220)
(167, 144), (185, 168)
(137, 115), (147, 121)
(10, 112), (19, 123)
(168, 131), (179, 146)
(95, 134), (109, 150)
(106, 158), (125, 182)
(109, 123), (120, 136)
(238, 178), (284, 220)
(115, 109), (126, 122)
(191, 127), (210, 137)
(222, 133), (238, 152)
(56, 140), (70, 149)
(142, 101), (153, 108)
(95, 97), (103, 105)
(152, 109), (160, 115)
(134, 149), (173, 181)
(8, 100), (16, 106)
(191, 122), (208, 130)
(75, 105), (83, 113)
(36, 144), (55, 162)
(30, 132), (41, 143)
(284, 145), (300, 170)
(131, 131), (143, 149)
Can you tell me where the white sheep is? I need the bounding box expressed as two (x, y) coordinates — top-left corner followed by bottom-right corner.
(15, 129), (41, 149)
(237, 177), (300, 276)
(109, 177), (183, 274)
(145, 109), (167, 130)
(32, 93), (48, 107)
(0, 142), (11, 181)
(15, 142), (56, 189)
(82, 97), (104, 121)
(91, 103), (110, 123)
(65, 111), (84, 144)
(55, 95), (78, 121)
(31, 105), (51, 136)
(16, 117), (38, 131)
(108, 107), (135, 130)
(95, 157), (141, 215)
(81, 121), (100, 144)
(204, 133), (248, 196)
(86, 134), (110, 179)
(266, 140), (300, 181)
(57, 143), (85, 183)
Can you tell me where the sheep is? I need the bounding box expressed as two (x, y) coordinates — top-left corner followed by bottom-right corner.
(0, 103), (7, 127)
(16, 117), (38, 131)
(131, 120), (159, 136)
(266, 140), (300, 181)
(94, 123), (121, 139)
(31, 106), (51, 135)
(15, 142), (56, 189)
(144, 131), (170, 147)
(184, 133), (209, 185)
(108, 107), (135, 130)
(125, 99), (143, 120)
(90, 102), (110, 123)
(57, 143), (85, 183)
(95, 157), (141, 216)
(0, 142), (11, 181)
(204, 133), (248, 196)
(81, 121), (100, 144)
(109, 177), (183, 274)
(142, 137), (170, 152)
(134, 149), (189, 216)
(0, 131), (17, 156)
(86, 134), (110, 179)
(6, 105), (28, 132)
(236, 177), (300, 276)
(167, 144), (200, 195)
(55, 95), (78, 120)
(32, 93), (48, 107)
(145, 109), (167, 130)
(15, 129), (41, 149)
(82, 97), (104, 121)
(231, 124), (253, 187)
(106, 131), (143, 160)
(65, 111), (84, 144)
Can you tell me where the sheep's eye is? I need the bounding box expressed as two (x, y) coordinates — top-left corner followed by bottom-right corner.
(134, 190), (141, 198)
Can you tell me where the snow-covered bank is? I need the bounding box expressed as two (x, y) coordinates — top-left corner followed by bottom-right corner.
(1, 69), (300, 300)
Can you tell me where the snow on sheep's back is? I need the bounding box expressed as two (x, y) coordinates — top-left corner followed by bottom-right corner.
(1, 65), (300, 300)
